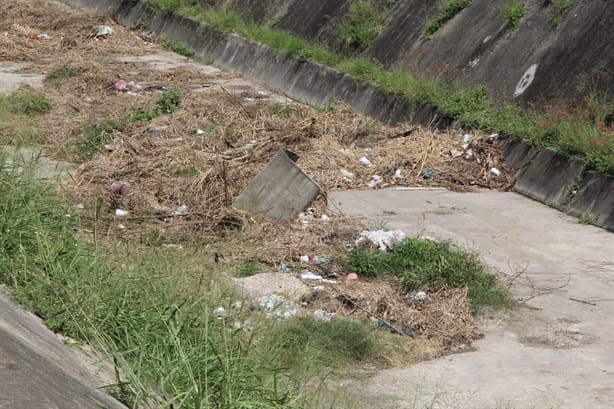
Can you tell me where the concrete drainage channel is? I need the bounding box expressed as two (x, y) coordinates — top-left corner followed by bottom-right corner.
(62, 0), (613, 232)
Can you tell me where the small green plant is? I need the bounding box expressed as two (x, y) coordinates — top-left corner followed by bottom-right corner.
(424, 0), (472, 37)
(551, 0), (572, 25)
(157, 86), (182, 114)
(159, 35), (195, 57)
(76, 120), (125, 162)
(348, 238), (514, 311)
(47, 67), (79, 80)
(236, 260), (261, 277)
(338, 0), (385, 53)
(504, 0), (525, 30)
(271, 102), (297, 117)
(578, 213), (597, 225)
(5, 91), (52, 115)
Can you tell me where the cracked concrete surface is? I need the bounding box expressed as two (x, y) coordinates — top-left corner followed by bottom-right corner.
(330, 188), (614, 409)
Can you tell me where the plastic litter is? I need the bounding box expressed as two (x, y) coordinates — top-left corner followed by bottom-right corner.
(421, 168), (436, 180)
(464, 149), (474, 159)
(313, 257), (330, 265)
(36, 33), (49, 40)
(75, 203), (85, 210)
(320, 214), (329, 221)
(196, 128), (205, 135)
(95, 25), (114, 38)
(299, 255), (309, 264)
(463, 134), (471, 143)
(279, 263), (291, 273)
(359, 157), (372, 167)
(254, 295), (298, 319)
(355, 229), (406, 251)
(115, 209), (128, 217)
(114, 80), (128, 91)
(313, 309), (334, 322)
(413, 291), (427, 301)
(175, 205), (188, 215)
(126, 91), (138, 97)
(213, 306), (227, 319)
(110, 181), (131, 194)
(367, 175), (383, 188)
(346, 273), (358, 281)
(393, 168), (404, 181)
(490, 167), (501, 177)
(489, 133), (500, 140)
(231, 301), (242, 309)
(300, 271), (323, 281)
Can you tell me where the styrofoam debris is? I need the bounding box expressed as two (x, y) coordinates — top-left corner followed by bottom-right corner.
(115, 209), (129, 217)
(175, 205), (188, 215)
(359, 156), (372, 167)
(490, 167), (501, 177)
(300, 271), (322, 281)
(356, 229), (406, 251)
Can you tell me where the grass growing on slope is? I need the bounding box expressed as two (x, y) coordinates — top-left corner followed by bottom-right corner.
(142, 1), (613, 175)
(504, 0), (526, 30)
(338, 0), (385, 53)
(423, 0), (472, 37)
(347, 238), (515, 312)
(0, 155), (393, 407)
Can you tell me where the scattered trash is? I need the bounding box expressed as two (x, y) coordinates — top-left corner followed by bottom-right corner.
(114, 80), (128, 91)
(376, 320), (417, 337)
(300, 271), (323, 281)
(175, 205), (188, 215)
(340, 169), (354, 180)
(213, 306), (227, 319)
(257, 91), (269, 98)
(231, 301), (242, 309)
(450, 149), (464, 159)
(254, 295), (299, 319)
(196, 128), (205, 135)
(313, 285), (326, 292)
(300, 218), (309, 228)
(126, 91), (138, 97)
(367, 175), (383, 188)
(517, 297), (524, 303)
(313, 309), (334, 322)
(95, 25), (114, 38)
(300, 255), (309, 264)
(464, 149), (474, 160)
(326, 271), (340, 279)
(463, 134), (471, 143)
(359, 157), (372, 167)
(320, 214), (329, 221)
(421, 168), (436, 180)
(393, 168), (404, 181)
(489, 133), (500, 140)
(410, 291), (427, 301)
(115, 209), (129, 217)
(355, 229), (406, 251)
(346, 273), (358, 281)
(234, 149), (320, 221)
(75, 203), (85, 210)
(36, 33), (49, 40)
(490, 167), (501, 177)
(279, 263), (291, 273)
(313, 257), (330, 265)
(117, 224), (126, 229)
(161, 244), (184, 250)
(109, 181), (130, 194)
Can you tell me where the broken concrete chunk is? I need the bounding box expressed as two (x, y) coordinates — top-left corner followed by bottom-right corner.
(234, 149), (320, 221)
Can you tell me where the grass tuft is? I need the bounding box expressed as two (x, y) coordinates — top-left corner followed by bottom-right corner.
(47, 67), (79, 80)
(159, 35), (195, 57)
(338, 0), (385, 53)
(504, 0), (525, 31)
(347, 238), (514, 311)
(1, 90), (52, 116)
(423, 0), (472, 37)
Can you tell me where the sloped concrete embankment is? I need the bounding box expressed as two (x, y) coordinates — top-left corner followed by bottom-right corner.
(62, 0), (613, 231)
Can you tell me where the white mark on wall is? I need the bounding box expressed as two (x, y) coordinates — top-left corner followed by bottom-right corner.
(514, 63), (538, 97)
(483, 35), (492, 44)
(468, 56), (480, 68)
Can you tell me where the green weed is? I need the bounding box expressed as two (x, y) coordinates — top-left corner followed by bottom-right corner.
(504, 0), (525, 30)
(47, 67), (79, 80)
(338, 0), (385, 53)
(551, 0), (572, 25)
(424, 0), (472, 37)
(1, 91), (52, 116)
(578, 213), (597, 225)
(76, 120), (125, 162)
(236, 260), (261, 277)
(157, 86), (182, 114)
(159, 35), (195, 57)
(347, 238), (514, 311)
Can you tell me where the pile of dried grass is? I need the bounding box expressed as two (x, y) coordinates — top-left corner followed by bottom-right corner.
(306, 278), (481, 349)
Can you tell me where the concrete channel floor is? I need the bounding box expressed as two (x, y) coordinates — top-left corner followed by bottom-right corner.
(330, 188), (614, 409)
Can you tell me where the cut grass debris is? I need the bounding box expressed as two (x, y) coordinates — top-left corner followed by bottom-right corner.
(423, 0), (472, 37)
(504, 0), (525, 31)
(347, 238), (515, 311)
(76, 87), (183, 162)
(141, 1), (613, 175)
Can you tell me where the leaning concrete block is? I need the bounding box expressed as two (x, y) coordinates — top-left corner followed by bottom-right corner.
(234, 149), (320, 221)
(568, 171), (614, 231)
(514, 147), (584, 208)
(499, 138), (538, 174)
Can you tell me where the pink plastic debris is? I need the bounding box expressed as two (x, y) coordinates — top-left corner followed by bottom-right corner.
(346, 273), (358, 281)
(109, 181), (131, 194)
(114, 80), (128, 91)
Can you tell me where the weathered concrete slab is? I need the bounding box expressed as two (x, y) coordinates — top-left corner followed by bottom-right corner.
(499, 137), (538, 173)
(1, 146), (76, 180)
(0, 63), (44, 94)
(330, 188), (614, 409)
(513, 147), (584, 208)
(0, 287), (125, 409)
(569, 171), (614, 231)
(234, 149), (319, 221)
